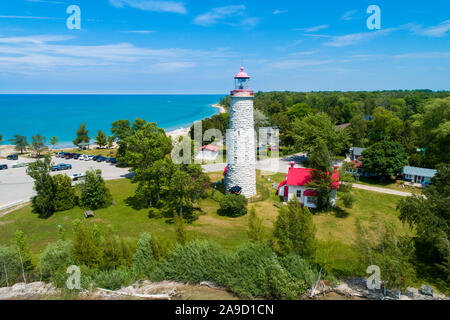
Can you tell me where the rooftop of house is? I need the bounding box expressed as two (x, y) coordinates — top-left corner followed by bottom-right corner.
(278, 162), (340, 189)
(402, 166), (437, 178)
(201, 144), (219, 152)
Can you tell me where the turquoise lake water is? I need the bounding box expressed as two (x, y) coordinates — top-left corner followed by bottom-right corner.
(0, 94), (224, 147)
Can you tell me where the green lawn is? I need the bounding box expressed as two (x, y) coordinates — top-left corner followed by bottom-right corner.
(0, 171), (408, 269)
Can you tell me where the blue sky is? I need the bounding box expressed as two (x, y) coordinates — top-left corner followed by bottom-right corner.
(0, 0), (449, 93)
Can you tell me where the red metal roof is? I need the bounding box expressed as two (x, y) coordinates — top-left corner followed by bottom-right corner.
(234, 66), (250, 79)
(284, 167), (340, 189)
(278, 180), (287, 189)
(201, 144), (219, 152)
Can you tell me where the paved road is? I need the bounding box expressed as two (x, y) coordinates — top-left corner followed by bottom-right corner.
(352, 183), (414, 197)
(0, 156), (131, 210)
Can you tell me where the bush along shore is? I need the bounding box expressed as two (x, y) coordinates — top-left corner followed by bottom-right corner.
(0, 221), (448, 300)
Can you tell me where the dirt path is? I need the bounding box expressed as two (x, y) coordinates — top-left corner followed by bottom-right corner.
(352, 183), (415, 197)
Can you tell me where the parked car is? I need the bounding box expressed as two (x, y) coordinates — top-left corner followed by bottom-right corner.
(73, 153), (81, 160)
(86, 155), (94, 161)
(6, 154), (18, 160)
(11, 162), (29, 168)
(96, 156), (106, 162)
(79, 155), (87, 161)
(51, 163), (72, 171)
(69, 173), (87, 186)
(109, 158), (117, 164)
(92, 155), (100, 161)
(0, 164), (8, 170)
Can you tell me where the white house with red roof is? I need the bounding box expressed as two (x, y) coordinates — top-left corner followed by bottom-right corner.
(277, 162), (340, 208)
(195, 144), (219, 161)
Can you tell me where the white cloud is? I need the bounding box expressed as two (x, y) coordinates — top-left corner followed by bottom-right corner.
(109, 0), (187, 14)
(296, 24), (329, 33)
(0, 34), (235, 74)
(273, 9), (288, 15)
(194, 5), (246, 26)
(0, 15), (62, 20)
(409, 20), (450, 37)
(324, 29), (394, 47)
(271, 59), (335, 69)
(340, 10), (357, 21)
(121, 30), (155, 34)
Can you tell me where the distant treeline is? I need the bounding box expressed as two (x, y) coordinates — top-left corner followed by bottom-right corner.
(193, 90), (450, 169)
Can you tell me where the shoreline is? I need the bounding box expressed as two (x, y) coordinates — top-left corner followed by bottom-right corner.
(0, 102), (227, 154)
(166, 102), (226, 139)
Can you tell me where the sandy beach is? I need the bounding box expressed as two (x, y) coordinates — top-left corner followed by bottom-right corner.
(166, 102), (226, 139)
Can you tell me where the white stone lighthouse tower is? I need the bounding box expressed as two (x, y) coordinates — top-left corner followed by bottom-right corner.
(225, 67), (256, 198)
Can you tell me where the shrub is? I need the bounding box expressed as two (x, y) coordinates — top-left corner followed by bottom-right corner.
(340, 192), (355, 208)
(93, 268), (132, 290)
(80, 170), (112, 210)
(52, 174), (77, 211)
(38, 240), (74, 280)
(132, 233), (157, 278)
(218, 194), (248, 217)
(157, 240), (231, 286)
(279, 255), (315, 292)
(0, 246), (22, 286)
(72, 220), (104, 268)
(226, 243), (305, 299)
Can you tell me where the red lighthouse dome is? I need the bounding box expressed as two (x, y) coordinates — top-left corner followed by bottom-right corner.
(231, 66), (253, 96)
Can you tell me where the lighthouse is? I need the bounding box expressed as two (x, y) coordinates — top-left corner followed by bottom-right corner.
(225, 67), (256, 198)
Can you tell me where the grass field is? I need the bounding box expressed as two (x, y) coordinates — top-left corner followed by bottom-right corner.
(0, 170), (408, 273)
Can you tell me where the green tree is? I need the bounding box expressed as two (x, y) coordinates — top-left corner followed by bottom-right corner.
(292, 113), (349, 156)
(52, 174), (77, 211)
(368, 107), (403, 143)
(308, 142), (332, 172)
(0, 246), (21, 287)
(287, 102), (312, 120)
(38, 240), (74, 280)
(27, 154), (55, 217)
(123, 122), (173, 207)
(14, 230), (34, 272)
(361, 141), (408, 178)
(174, 213), (187, 245)
(170, 164), (210, 219)
(95, 130), (107, 148)
(73, 123), (90, 148)
(397, 164), (449, 285)
(49, 136), (58, 150)
(80, 170), (112, 210)
(349, 114), (368, 147)
(9, 135), (28, 154)
(247, 207), (264, 243)
(132, 233), (157, 277)
(273, 198), (316, 260)
(72, 220), (103, 268)
(31, 134), (47, 157)
(107, 135), (115, 149)
(412, 97), (450, 167)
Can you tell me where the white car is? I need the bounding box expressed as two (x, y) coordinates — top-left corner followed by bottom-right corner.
(86, 155), (94, 161)
(79, 155), (88, 161)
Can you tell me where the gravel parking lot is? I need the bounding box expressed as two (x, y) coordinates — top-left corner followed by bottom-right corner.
(0, 156), (131, 210)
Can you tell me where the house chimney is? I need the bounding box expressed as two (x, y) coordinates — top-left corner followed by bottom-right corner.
(290, 161), (295, 168)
